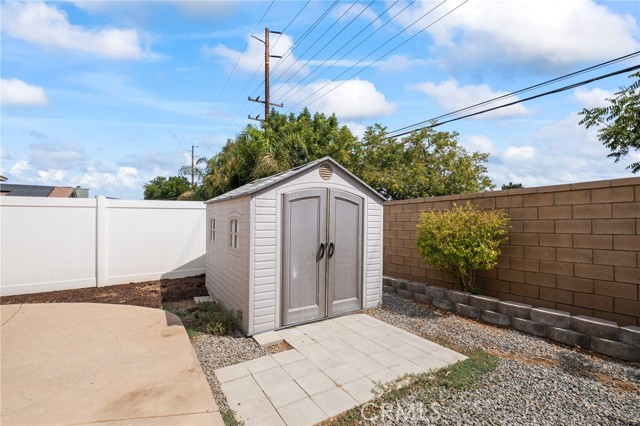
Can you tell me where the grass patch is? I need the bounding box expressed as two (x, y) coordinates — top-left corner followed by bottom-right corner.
(164, 302), (239, 336)
(327, 350), (498, 426)
(221, 409), (241, 426)
(435, 349), (498, 389)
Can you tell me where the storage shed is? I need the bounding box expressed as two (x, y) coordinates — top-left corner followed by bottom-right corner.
(204, 157), (385, 335)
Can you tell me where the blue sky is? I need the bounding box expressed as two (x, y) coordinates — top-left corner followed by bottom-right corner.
(1, 0), (639, 199)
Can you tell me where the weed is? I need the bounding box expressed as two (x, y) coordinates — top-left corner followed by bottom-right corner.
(163, 302), (240, 336)
(327, 350), (499, 426)
(221, 409), (242, 426)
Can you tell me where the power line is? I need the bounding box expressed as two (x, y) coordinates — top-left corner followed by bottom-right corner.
(386, 64), (640, 139)
(213, 0), (274, 104)
(277, 0), (408, 106)
(288, 0), (464, 112)
(388, 51), (640, 135)
(269, 1), (364, 94)
(269, 1), (340, 76)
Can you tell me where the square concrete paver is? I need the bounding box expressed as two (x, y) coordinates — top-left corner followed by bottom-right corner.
(295, 372), (336, 395)
(277, 397), (326, 426)
(215, 314), (466, 426)
(215, 363), (250, 383)
(262, 380), (307, 408)
(253, 366), (292, 389)
(311, 387), (359, 418)
(282, 358), (320, 379)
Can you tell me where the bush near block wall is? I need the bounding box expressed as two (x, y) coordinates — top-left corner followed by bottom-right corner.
(383, 177), (640, 326)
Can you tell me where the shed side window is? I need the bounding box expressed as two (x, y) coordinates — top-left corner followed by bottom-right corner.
(210, 218), (216, 242)
(230, 218), (238, 249)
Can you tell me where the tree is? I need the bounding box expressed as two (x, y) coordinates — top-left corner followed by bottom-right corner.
(357, 125), (494, 199)
(179, 156), (210, 186)
(416, 203), (510, 293)
(578, 71), (640, 173)
(198, 111), (494, 200)
(501, 182), (524, 190)
(143, 176), (191, 200)
(200, 109), (360, 199)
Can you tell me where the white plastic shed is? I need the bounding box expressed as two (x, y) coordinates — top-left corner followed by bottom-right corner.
(204, 157), (385, 335)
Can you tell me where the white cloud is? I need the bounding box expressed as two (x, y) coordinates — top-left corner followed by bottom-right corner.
(203, 33), (308, 78)
(392, 0), (640, 67)
(10, 160), (30, 177)
(1, 78), (48, 106)
(1, 1), (145, 59)
(503, 145), (536, 161)
(116, 166), (140, 189)
(460, 135), (499, 156)
(484, 112), (633, 187)
(574, 87), (613, 108)
(411, 79), (530, 119)
(277, 79), (395, 120)
(28, 142), (86, 170)
(377, 55), (430, 73)
(331, 2), (382, 28)
(343, 121), (366, 139)
(37, 169), (66, 183)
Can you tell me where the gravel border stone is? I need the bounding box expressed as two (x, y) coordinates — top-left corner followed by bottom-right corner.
(363, 292), (640, 426)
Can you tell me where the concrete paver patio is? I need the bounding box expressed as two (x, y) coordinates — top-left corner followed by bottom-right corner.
(1, 303), (223, 426)
(216, 314), (466, 426)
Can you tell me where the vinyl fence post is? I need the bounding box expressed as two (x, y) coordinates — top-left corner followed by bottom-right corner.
(96, 196), (107, 286)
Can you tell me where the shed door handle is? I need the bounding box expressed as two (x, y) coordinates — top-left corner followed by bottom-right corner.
(318, 243), (326, 260)
(328, 242), (335, 258)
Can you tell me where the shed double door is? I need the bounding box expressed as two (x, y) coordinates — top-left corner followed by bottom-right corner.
(282, 188), (363, 326)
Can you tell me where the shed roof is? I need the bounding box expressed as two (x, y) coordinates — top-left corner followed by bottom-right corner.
(205, 157), (386, 204)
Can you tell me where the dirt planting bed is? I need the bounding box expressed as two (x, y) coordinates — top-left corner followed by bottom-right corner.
(0, 275), (208, 308)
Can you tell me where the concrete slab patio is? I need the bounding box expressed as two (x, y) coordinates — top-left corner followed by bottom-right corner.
(0, 303), (223, 426)
(216, 314), (466, 426)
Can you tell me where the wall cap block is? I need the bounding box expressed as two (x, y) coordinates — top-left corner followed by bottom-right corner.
(590, 337), (640, 362)
(570, 315), (618, 340)
(446, 290), (471, 304)
(480, 310), (511, 327)
(407, 281), (427, 294)
(414, 293), (432, 304)
(619, 326), (640, 348)
(432, 297), (454, 311)
(397, 289), (414, 299)
(424, 286), (447, 299)
(511, 317), (547, 336)
(498, 301), (532, 319)
(455, 303), (481, 319)
(546, 326), (590, 348)
(530, 307), (571, 328)
(469, 295), (500, 311)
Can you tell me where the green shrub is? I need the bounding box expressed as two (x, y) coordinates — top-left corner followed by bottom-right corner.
(164, 302), (240, 336)
(416, 202), (510, 293)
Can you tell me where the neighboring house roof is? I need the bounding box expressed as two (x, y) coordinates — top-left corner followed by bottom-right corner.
(0, 184), (80, 198)
(205, 156), (386, 204)
(49, 187), (76, 198)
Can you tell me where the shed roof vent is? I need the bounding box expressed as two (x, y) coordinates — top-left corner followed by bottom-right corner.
(319, 164), (333, 180)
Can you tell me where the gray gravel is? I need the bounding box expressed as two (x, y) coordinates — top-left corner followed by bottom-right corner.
(191, 292), (640, 425)
(365, 292), (640, 426)
(192, 331), (266, 412)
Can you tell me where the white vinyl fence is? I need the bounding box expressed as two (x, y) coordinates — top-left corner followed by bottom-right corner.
(0, 196), (206, 296)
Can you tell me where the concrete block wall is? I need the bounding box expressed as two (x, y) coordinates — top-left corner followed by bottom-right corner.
(383, 277), (640, 362)
(383, 177), (640, 326)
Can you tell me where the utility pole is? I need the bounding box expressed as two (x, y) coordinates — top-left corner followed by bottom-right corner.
(248, 27), (284, 122)
(191, 145), (199, 187)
